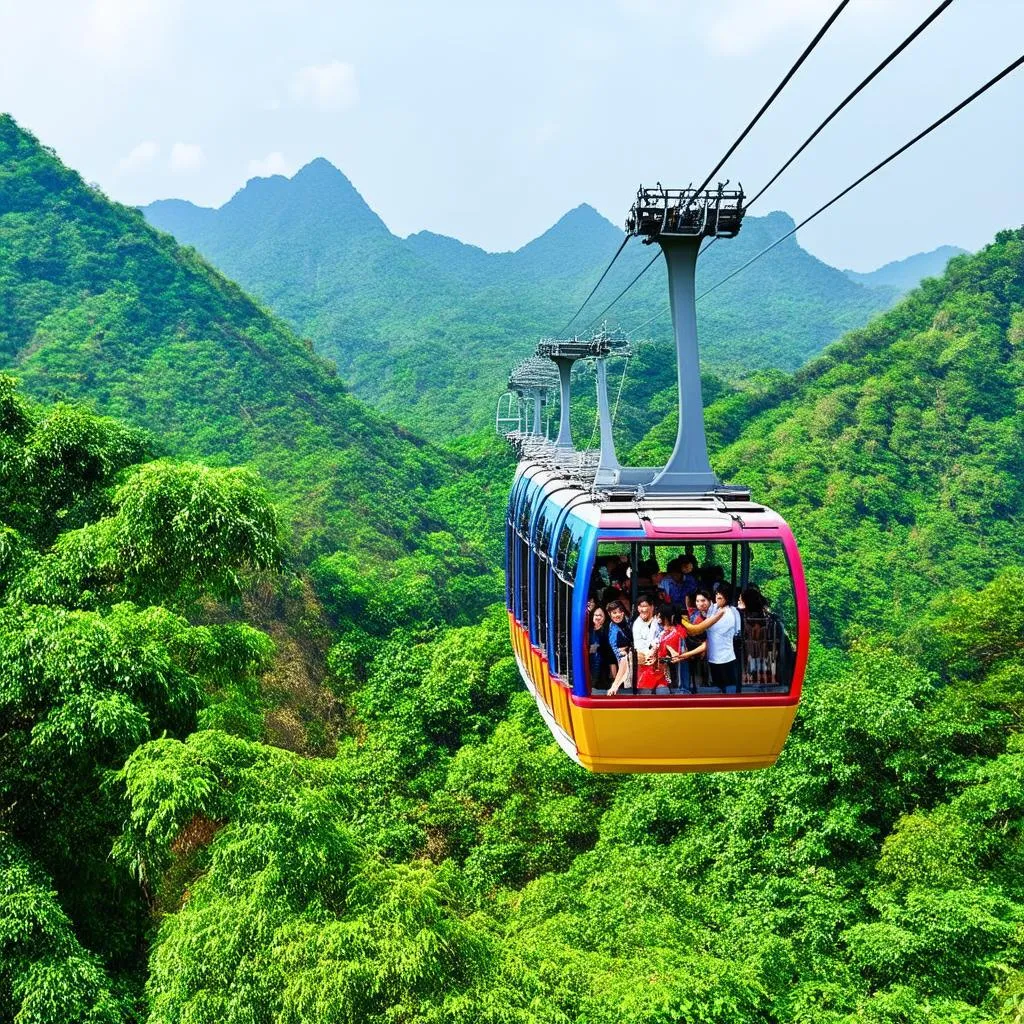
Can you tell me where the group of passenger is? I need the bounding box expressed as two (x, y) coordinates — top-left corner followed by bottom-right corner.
(587, 553), (775, 696)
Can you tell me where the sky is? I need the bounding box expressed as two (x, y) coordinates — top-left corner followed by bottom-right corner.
(1, 0), (1022, 270)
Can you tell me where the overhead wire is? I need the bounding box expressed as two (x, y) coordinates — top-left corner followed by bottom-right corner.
(578, 1), (850, 333)
(582, 250), (662, 331)
(687, 0), (851, 201)
(626, 0), (955, 325)
(696, 52), (1024, 303)
(560, 234), (630, 335)
(746, 0), (955, 211)
(610, 354), (629, 426)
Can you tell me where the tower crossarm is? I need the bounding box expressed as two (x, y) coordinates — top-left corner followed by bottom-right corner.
(626, 183), (745, 242)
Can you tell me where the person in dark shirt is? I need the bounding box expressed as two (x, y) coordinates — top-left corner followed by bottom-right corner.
(678, 556), (699, 604)
(739, 586), (771, 686)
(588, 605), (615, 691)
(606, 600), (634, 696)
(675, 592), (709, 692)
(659, 558), (686, 605)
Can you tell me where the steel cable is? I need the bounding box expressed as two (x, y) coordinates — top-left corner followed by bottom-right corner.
(560, 234), (630, 334)
(746, 0), (955, 210)
(697, 52), (1024, 303)
(688, 0), (851, 201)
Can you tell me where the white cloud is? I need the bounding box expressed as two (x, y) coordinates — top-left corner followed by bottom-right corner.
(534, 120), (559, 146)
(83, 0), (177, 63)
(118, 140), (159, 173)
(247, 151), (294, 178)
(289, 61), (358, 112)
(169, 142), (205, 172)
(707, 0), (841, 57)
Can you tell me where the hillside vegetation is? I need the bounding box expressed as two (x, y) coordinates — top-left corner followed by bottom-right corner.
(0, 117), (498, 571)
(2, 117), (1024, 1024)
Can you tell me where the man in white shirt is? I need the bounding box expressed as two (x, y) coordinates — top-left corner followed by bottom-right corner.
(632, 595), (663, 693)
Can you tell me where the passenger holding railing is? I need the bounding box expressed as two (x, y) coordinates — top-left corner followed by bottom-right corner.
(606, 601), (634, 696)
(678, 584), (742, 693)
(632, 595), (664, 694)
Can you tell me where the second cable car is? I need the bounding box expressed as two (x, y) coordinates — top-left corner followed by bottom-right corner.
(499, 184), (809, 773)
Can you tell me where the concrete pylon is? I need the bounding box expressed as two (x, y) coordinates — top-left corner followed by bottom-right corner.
(553, 356), (574, 449)
(594, 357), (622, 486)
(647, 236), (719, 492)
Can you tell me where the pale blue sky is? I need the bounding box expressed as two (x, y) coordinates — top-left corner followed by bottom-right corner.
(1, 0), (1022, 269)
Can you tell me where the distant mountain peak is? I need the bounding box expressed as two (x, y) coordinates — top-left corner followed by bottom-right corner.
(844, 244), (968, 296)
(552, 202), (618, 230)
(757, 209), (796, 229)
(292, 156), (350, 183)
(568, 201), (603, 216)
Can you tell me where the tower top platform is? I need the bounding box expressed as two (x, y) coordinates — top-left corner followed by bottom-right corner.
(535, 326), (631, 363)
(626, 184), (745, 241)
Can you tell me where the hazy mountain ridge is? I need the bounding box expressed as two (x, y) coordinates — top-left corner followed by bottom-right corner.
(844, 244), (968, 294)
(142, 162), (905, 437)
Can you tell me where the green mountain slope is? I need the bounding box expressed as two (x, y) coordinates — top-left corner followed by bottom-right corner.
(142, 162), (896, 437)
(633, 231), (1024, 643)
(0, 116), (495, 567)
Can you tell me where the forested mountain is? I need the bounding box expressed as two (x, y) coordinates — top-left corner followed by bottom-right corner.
(4, 111), (1024, 1024)
(142, 161), (897, 437)
(844, 244), (968, 294)
(112, 230), (1024, 1024)
(0, 117), (500, 580)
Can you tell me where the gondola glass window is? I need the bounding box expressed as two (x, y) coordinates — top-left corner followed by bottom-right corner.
(533, 508), (549, 651)
(592, 539), (799, 695)
(512, 484), (532, 624)
(553, 523), (582, 679)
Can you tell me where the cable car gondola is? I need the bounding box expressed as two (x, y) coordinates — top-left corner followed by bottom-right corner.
(499, 184), (809, 773)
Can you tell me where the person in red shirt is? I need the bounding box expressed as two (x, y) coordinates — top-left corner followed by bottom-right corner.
(637, 603), (684, 695)
(655, 605), (687, 693)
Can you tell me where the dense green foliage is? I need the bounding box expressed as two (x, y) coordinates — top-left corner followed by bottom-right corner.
(0, 377), (284, 1020)
(143, 164), (895, 439)
(109, 575), (1024, 1024)
(2, 116), (1023, 1024)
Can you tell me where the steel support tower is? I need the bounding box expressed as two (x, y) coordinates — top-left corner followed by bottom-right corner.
(625, 183), (745, 492)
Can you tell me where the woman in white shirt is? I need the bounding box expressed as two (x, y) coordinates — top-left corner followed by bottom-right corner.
(678, 584), (742, 693)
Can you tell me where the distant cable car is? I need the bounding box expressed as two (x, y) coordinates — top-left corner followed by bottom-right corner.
(498, 184), (809, 772)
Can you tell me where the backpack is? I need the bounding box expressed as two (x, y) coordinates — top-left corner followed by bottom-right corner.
(731, 607), (744, 661)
